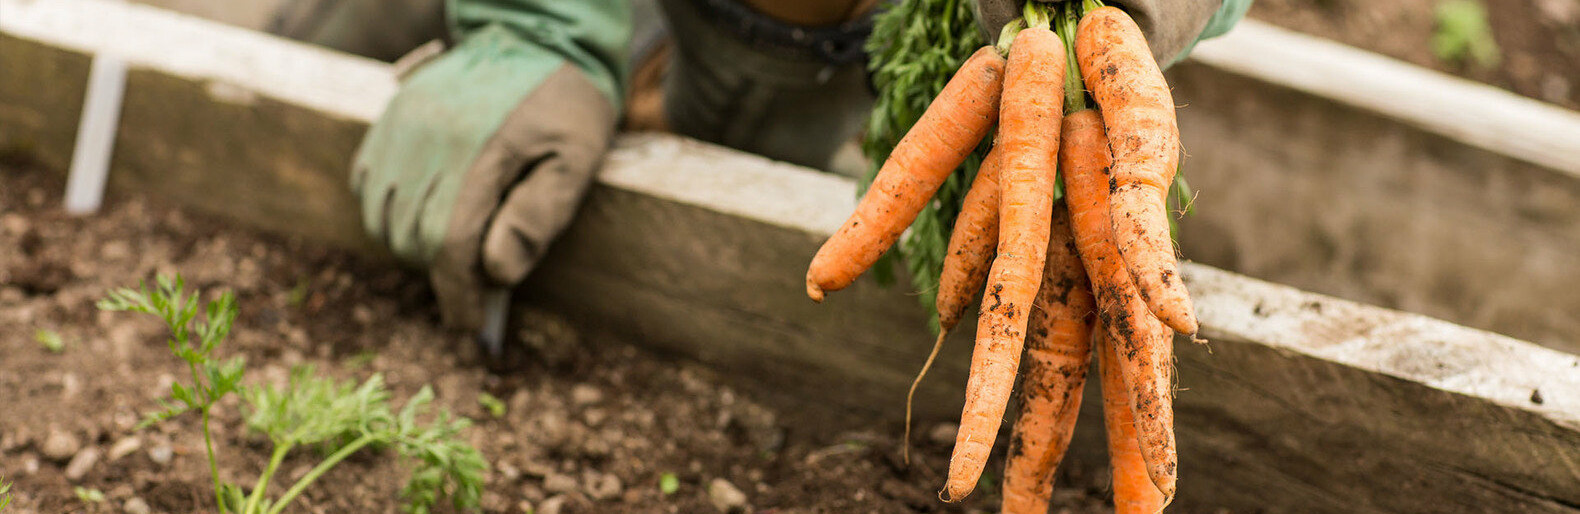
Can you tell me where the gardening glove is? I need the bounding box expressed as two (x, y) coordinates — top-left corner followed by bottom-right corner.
(974, 0), (1252, 66)
(351, 0), (630, 330)
(657, 0), (876, 171)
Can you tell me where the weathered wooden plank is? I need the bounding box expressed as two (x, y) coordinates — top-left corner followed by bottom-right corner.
(1190, 20), (1580, 179)
(1178, 21), (1580, 353)
(4, 1), (1579, 511)
(1168, 59), (1580, 354)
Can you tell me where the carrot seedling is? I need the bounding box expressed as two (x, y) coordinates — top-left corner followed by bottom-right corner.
(34, 329), (64, 353)
(73, 486), (105, 504)
(659, 473), (680, 496)
(100, 275), (487, 514)
(477, 392), (506, 419)
(0, 477), (12, 511)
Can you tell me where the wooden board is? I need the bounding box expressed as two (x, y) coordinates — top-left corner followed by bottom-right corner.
(4, 1), (1578, 510)
(1191, 20), (1580, 179)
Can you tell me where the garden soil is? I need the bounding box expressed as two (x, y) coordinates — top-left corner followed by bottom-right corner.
(0, 163), (1115, 512)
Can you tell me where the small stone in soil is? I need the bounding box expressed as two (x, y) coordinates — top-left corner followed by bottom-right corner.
(64, 447), (101, 480)
(521, 482), (546, 502)
(353, 304), (374, 325)
(481, 491), (509, 512)
(521, 459), (554, 479)
(584, 408), (608, 426)
(107, 436), (142, 461)
(929, 422), (959, 446)
(123, 497), (152, 514)
(583, 471), (623, 501)
(147, 444), (174, 466)
(60, 373), (80, 399)
(41, 429), (81, 461)
(101, 240), (131, 260)
(538, 495), (568, 514)
(707, 478), (748, 513)
(0, 213), (28, 235)
(543, 472), (579, 495)
(497, 460), (521, 482)
(571, 384), (604, 406)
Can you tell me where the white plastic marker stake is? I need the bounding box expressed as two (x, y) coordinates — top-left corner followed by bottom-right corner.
(63, 54), (128, 215)
(477, 287), (510, 359)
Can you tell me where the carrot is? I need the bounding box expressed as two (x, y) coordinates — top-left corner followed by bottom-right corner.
(1000, 203), (1094, 514)
(1098, 326), (1169, 514)
(805, 47), (1005, 302)
(935, 147), (1004, 333)
(903, 143), (1004, 465)
(942, 25), (1065, 502)
(1075, 5), (1197, 335)
(1061, 107), (1178, 501)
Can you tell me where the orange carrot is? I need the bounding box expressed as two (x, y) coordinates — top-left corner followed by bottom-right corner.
(1000, 203), (1094, 514)
(936, 147), (1004, 333)
(903, 144), (1004, 465)
(1098, 325), (1169, 514)
(1060, 108), (1177, 501)
(1075, 6), (1197, 335)
(942, 26), (1065, 502)
(805, 47), (1005, 302)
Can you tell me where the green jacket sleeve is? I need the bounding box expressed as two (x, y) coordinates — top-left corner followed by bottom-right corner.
(352, 0), (630, 329)
(1169, 0), (1252, 65)
(447, 0), (629, 105)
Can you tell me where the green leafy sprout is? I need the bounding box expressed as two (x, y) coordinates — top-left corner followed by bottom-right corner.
(1, 476), (12, 511)
(1433, 0), (1500, 69)
(659, 473), (680, 496)
(477, 392), (506, 418)
(73, 486), (105, 505)
(33, 329), (64, 353)
(99, 275), (486, 514)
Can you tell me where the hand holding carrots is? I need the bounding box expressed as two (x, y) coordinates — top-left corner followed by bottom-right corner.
(808, 1), (1195, 512)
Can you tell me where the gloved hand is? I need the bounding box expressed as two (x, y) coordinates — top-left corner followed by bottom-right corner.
(352, 0), (630, 330)
(974, 0), (1251, 66)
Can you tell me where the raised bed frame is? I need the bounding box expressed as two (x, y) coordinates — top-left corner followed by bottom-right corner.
(3, 1), (1578, 511)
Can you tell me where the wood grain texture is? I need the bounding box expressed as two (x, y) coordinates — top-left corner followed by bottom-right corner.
(3, 2), (1578, 510)
(1191, 20), (1580, 179)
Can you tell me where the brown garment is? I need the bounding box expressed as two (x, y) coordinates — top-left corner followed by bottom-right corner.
(974, 0), (1223, 65)
(657, 0), (875, 170)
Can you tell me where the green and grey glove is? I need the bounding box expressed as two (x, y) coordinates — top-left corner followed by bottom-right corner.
(352, 0), (630, 330)
(974, 0), (1251, 66)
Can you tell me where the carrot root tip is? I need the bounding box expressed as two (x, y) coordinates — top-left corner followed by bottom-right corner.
(806, 279), (825, 303)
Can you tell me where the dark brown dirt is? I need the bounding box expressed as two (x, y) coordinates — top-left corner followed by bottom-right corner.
(0, 161), (1115, 512)
(1250, 0), (1580, 110)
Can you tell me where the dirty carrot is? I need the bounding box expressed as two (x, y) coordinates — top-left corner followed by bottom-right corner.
(943, 21), (1065, 502)
(936, 146), (1005, 333)
(1098, 327), (1169, 514)
(1000, 203), (1094, 514)
(903, 143), (1005, 465)
(805, 47), (1005, 302)
(1061, 107), (1178, 501)
(1075, 4), (1197, 335)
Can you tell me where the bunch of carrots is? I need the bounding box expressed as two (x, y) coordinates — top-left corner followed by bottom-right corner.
(806, 1), (1196, 512)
